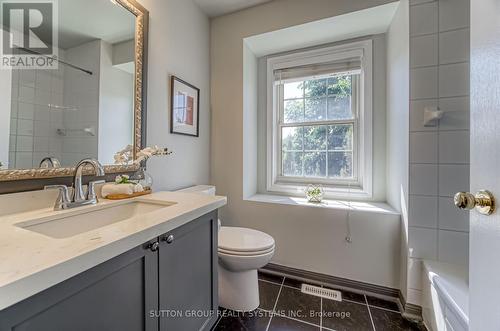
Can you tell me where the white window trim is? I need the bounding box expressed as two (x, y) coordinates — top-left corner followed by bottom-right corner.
(266, 40), (373, 200)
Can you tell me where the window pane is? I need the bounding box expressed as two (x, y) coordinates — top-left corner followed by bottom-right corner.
(304, 125), (326, 150)
(328, 152), (353, 178)
(305, 98), (326, 121)
(282, 126), (303, 151)
(304, 78), (327, 97)
(328, 124), (353, 151)
(327, 96), (352, 120)
(284, 81), (303, 99)
(282, 152), (303, 176)
(304, 152), (326, 177)
(327, 75), (352, 96)
(284, 99), (304, 123)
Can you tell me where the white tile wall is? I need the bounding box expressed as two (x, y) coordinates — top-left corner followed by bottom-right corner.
(438, 164), (469, 197)
(18, 86), (35, 103)
(438, 197), (469, 232)
(438, 131), (469, 164)
(15, 152), (32, 169)
(439, 63), (469, 97)
(408, 258), (423, 290)
(408, 0), (470, 306)
(16, 136), (33, 152)
(9, 135), (16, 152)
(410, 132), (438, 163)
(9, 43), (100, 168)
(10, 101), (18, 118)
(34, 120), (50, 137)
(439, 29), (469, 64)
(409, 195), (438, 228)
(410, 34), (438, 68)
(19, 70), (35, 87)
(411, 67), (438, 99)
(438, 97), (469, 130)
(410, 2), (438, 36)
(18, 102), (35, 120)
(33, 136), (49, 152)
(34, 104), (50, 122)
(410, 164), (438, 196)
(17, 119), (33, 136)
(438, 0), (469, 32)
(438, 230), (469, 266)
(409, 227), (438, 259)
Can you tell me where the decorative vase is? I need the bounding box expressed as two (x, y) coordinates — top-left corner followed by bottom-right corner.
(305, 184), (324, 203)
(138, 167), (153, 190)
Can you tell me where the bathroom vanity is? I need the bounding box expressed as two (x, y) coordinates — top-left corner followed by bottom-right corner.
(0, 191), (226, 331)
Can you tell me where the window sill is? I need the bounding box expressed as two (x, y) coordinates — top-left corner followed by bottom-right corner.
(245, 194), (400, 216)
(267, 182), (373, 200)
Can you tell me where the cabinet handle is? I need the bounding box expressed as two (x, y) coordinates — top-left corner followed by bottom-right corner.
(163, 234), (174, 244)
(148, 242), (159, 252)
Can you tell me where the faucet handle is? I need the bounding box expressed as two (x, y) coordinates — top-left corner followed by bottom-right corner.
(45, 185), (71, 210)
(88, 180), (106, 201)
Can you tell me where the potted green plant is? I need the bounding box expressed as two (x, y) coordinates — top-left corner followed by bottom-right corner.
(305, 184), (324, 203)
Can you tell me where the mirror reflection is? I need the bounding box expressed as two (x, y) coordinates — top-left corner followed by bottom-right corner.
(3, 0), (136, 170)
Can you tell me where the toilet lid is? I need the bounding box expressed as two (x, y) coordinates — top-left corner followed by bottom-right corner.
(219, 227), (275, 253)
(218, 245), (275, 256)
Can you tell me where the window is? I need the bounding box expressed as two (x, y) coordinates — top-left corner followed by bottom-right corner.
(266, 41), (373, 198)
(278, 74), (358, 181)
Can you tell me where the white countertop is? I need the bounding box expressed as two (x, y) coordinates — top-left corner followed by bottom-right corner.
(0, 191), (227, 311)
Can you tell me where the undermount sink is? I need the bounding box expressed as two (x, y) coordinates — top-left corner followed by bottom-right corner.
(15, 200), (175, 239)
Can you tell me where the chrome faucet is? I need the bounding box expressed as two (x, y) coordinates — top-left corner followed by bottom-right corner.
(72, 158), (105, 202)
(45, 158), (106, 210)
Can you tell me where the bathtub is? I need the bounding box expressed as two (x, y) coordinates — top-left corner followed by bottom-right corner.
(422, 260), (469, 331)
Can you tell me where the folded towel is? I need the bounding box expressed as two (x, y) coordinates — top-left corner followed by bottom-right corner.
(101, 183), (135, 197)
(101, 183), (146, 198)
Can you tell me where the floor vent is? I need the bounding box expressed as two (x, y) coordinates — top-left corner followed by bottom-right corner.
(301, 284), (342, 302)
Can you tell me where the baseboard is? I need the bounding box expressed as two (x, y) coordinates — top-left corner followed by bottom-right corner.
(398, 291), (424, 322)
(261, 263), (423, 323)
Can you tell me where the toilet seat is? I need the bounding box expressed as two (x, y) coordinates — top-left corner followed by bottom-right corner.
(219, 227), (275, 253)
(218, 245), (275, 256)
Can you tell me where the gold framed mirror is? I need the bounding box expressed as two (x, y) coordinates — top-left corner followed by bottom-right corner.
(0, 0), (148, 182)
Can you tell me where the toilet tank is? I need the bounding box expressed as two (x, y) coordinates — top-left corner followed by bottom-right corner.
(176, 185), (216, 196)
(176, 186), (220, 230)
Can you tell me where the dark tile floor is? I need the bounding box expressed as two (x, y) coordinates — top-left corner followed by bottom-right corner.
(213, 272), (425, 331)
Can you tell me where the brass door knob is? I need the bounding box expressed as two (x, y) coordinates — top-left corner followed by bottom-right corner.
(454, 190), (495, 215)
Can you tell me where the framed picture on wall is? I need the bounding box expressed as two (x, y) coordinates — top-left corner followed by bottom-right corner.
(170, 76), (200, 137)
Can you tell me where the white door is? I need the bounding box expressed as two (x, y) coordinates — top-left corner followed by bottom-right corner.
(469, 1), (500, 330)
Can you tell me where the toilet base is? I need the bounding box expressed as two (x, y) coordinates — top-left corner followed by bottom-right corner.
(218, 266), (260, 312)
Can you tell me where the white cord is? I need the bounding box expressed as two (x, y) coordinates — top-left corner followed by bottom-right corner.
(345, 182), (352, 243)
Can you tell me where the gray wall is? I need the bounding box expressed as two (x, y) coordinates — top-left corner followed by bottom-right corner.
(99, 40), (134, 165)
(211, 0), (403, 289)
(141, 0), (211, 191)
(386, 0), (410, 300)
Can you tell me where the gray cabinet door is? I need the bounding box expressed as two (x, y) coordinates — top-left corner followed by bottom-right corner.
(0, 241), (159, 331)
(159, 211), (218, 331)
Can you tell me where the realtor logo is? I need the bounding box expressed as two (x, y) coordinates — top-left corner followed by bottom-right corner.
(0, 0), (58, 69)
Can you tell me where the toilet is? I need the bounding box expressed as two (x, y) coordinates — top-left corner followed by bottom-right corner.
(177, 185), (275, 312)
(218, 226), (275, 311)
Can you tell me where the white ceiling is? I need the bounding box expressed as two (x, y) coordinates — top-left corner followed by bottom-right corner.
(194, 0), (273, 17)
(244, 2), (400, 57)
